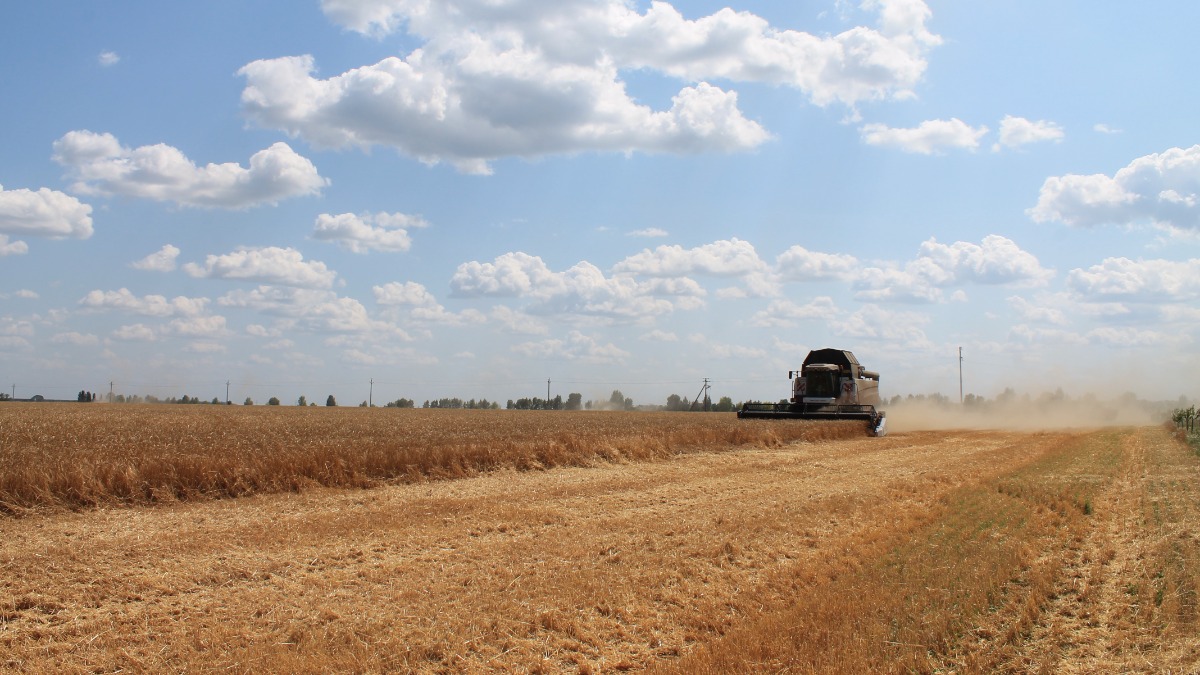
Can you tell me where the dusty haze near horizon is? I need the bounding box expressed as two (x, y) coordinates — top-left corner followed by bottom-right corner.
(885, 396), (1165, 433)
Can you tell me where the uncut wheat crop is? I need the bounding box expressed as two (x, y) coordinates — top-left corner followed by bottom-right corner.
(0, 404), (864, 515)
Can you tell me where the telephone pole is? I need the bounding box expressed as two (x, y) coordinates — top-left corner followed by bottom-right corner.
(693, 378), (711, 411)
(369, 378), (374, 407)
(958, 347), (964, 405)
(547, 378), (551, 402)
(226, 380), (230, 404)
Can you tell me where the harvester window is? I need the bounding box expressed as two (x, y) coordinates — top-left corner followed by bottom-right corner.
(806, 371), (837, 398)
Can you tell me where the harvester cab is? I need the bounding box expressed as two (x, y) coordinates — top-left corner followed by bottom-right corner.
(738, 348), (887, 436)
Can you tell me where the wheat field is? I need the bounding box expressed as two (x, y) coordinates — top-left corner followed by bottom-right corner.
(2, 405), (1199, 672)
(0, 404), (861, 515)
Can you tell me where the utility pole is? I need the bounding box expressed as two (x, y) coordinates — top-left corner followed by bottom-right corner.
(958, 347), (964, 405)
(547, 378), (551, 403)
(369, 378), (374, 407)
(226, 380), (230, 404)
(692, 378), (711, 411)
(110, 380), (114, 403)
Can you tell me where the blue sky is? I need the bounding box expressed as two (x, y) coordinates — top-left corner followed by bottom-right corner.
(2, 0), (1198, 406)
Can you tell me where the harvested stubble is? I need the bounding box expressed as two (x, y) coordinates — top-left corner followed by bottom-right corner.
(3, 425), (1199, 671)
(0, 404), (863, 515)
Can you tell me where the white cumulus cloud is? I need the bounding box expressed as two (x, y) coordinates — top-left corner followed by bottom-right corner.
(79, 288), (210, 317)
(239, 55), (768, 175)
(614, 237), (777, 297)
(0, 183), (93, 242)
(130, 244), (181, 272)
(992, 115), (1064, 151)
(450, 252), (678, 320)
(860, 118), (988, 154)
(374, 281), (485, 325)
(219, 286), (411, 338)
(853, 235), (1052, 303)
(830, 303), (932, 347)
(112, 324), (158, 341)
(1029, 144), (1200, 233)
(313, 211), (428, 253)
(749, 296), (838, 327)
(628, 228), (669, 238)
(184, 247), (337, 288)
(240, 0), (939, 172)
(1066, 257), (1200, 301)
(513, 330), (630, 364)
(0, 235), (28, 256)
(776, 245), (859, 281)
(53, 130), (328, 208)
(51, 332), (100, 346)
(1007, 294), (1068, 326)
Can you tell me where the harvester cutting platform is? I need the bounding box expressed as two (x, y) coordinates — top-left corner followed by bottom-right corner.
(738, 348), (887, 436)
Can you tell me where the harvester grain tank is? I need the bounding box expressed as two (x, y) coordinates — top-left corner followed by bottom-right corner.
(737, 348), (887, 436)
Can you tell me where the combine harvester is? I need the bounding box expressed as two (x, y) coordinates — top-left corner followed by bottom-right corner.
(737, 348), (887, 437)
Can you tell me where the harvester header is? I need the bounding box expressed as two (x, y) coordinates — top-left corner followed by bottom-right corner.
(738, 348), (887, 436)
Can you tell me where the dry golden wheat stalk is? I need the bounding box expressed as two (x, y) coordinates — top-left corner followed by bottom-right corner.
(0, 404), (865, 515)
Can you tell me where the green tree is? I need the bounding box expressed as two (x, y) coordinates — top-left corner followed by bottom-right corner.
(714, 396), (734, 412)
(244, 397), (254, 406)
(326, 394), (337, 407)
(565, 392), (583, 410)
(297, 395), (307, 407)
(608, 390), (625, 410)
(268, 396), (280, 406)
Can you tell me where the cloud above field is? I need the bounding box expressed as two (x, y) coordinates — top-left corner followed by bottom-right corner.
(219, 285), (410, 337)
(0, 184), (93, 248)
(183, 247), (338, 288)
(776, 245), (859, 281)
(374, 281), (487, 326)
(79, 288), (210, 317)
(614, 238), (777, 297)
(860, 118), (988, 154)
(312, 212), (428, 253)
(451, 252), (679, 321)
(749, 296), (839, 328)
(131, 245), (181, 272)
(993, 115), (1064, 151)
(851, 235), (1053, 303)
(1029, 144), (1200, 233)
(53, 131), (328, 208)
(1066, 257), (1200, 301)
(238, 0), (940, 173)
(513, 329), (630, 364)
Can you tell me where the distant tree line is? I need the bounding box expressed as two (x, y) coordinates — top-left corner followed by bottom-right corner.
(96, 393), (227, 404)
(660, 393), (737, 412)
(44, 387), (753, 415)
(424, 398), (500, 409)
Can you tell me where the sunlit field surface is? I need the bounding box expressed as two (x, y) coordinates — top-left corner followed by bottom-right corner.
(2, 405), (1199, 672)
